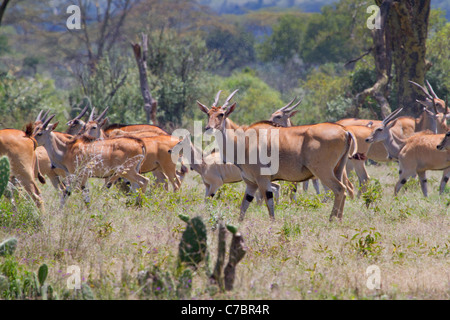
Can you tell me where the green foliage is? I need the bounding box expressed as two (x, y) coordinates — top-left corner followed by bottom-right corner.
(301, 1), (370, 65)
(297, 63), (351, 124)
(0, 35), (10, 57)
(0, 156), (10, 199)
(206, 26), (255, 73)
(342, 228), (383, 259)
(0, 190), (42, 233)
(137, 264), (193, 299)
(178, 216), (208, 268)
(146, 30), (220, 128)
(0, 257), (55, 300)
(257, 13), (310, 64)
(0, 238), (17, 257)
(205, 68), (285, 125)
(426, 22), (450, 100)
(361, 178), (383, 211)
(0, 72), (65, 128)
(69, 55), (145, 125)
(325, 96), (354, 123)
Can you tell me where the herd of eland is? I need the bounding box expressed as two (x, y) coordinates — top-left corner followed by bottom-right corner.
(0, 79), (449, 222)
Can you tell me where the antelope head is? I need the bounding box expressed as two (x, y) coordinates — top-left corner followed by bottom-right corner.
(365, 107), (404, 143)
(66, 104), (89, 135)
(437, 131), (450, 151)
(409, 80), (447, 114)
(82, 106), (110, 138)
(197, 89), (238, 132)
(33, 114), (58, 146)
(269, 97), (302, 127)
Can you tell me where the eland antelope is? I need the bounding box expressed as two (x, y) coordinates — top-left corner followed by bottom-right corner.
(32, 115), (149, 204)
(169, 134), (280, 202)
(269, 97), (321, 198)
(197, 90), (357, 221)
(0, 124), (45, 210)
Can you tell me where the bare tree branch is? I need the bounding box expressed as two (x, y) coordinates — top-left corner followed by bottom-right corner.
(131, 33), (157, 124)
(0, 0), (11, 26)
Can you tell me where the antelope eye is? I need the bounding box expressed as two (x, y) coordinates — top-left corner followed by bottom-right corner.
(446, 132), (450, 137)
(37, 132), (42, 136)
(376, 128), (382, 132)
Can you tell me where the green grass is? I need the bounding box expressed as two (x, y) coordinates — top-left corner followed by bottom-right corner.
(0, 161), (449, 300)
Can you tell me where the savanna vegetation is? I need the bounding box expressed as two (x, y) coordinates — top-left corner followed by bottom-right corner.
(0, 0), (448, 301)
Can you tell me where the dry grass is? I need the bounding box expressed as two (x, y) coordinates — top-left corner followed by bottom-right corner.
(0, 161), (449, 300)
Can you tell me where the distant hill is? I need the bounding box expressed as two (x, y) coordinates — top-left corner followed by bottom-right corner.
(198, 0), (449, 19)
(197, 0), (337, 15)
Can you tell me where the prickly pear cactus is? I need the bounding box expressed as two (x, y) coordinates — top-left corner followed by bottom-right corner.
(178, 216), (207, 269)
(0, 156), (10, 198)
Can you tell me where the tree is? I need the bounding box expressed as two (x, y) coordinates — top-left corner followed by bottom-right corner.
(350, 0), (392, 118)
(131, 33), (157, 125)
(74, 0), (135, 74)
(387, 0), (431, 116)
(351, 0), (433, 118)
(205, 25), (255, 74)
(257, 13), (308, 64)
(146, 29), (219, 128)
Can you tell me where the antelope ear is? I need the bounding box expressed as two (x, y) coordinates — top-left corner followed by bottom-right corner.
(51, 121), (59, 131)
(288, 110), (298, 118)
(197, 101), (209, 114)
(224, 102), (236, 117)
(99, 118), (108, 127)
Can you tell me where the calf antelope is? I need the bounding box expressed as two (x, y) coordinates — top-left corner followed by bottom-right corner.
(80, 107), (187, 190)
(32, 115), (149, 204)
(34, 111), (70, 206)
(169, 134), (280, 201)
(0, 125), (44, 210)
(394, 131), (450, 197)
(198, 90), (357, 221)
(269, 97), (321, 197)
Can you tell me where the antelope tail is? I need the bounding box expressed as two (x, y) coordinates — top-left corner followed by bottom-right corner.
(176, 159), (189, 182)
(347, 130), (358, 159)
(136, 139), (147, 174)
(34, 153), (46, 185)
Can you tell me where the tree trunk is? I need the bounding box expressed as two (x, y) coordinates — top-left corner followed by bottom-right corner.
(351, 0), (431, 119)
(352, 0), (392, 119)
(388, 0), (431, 117)
(0, 0), (11, 27)
(131, 33), (157, 125)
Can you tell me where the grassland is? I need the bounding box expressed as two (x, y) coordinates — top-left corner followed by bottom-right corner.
(0, 161), (449, 300)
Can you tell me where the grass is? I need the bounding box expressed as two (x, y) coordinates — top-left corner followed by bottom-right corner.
(0, 161), (449, 300)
